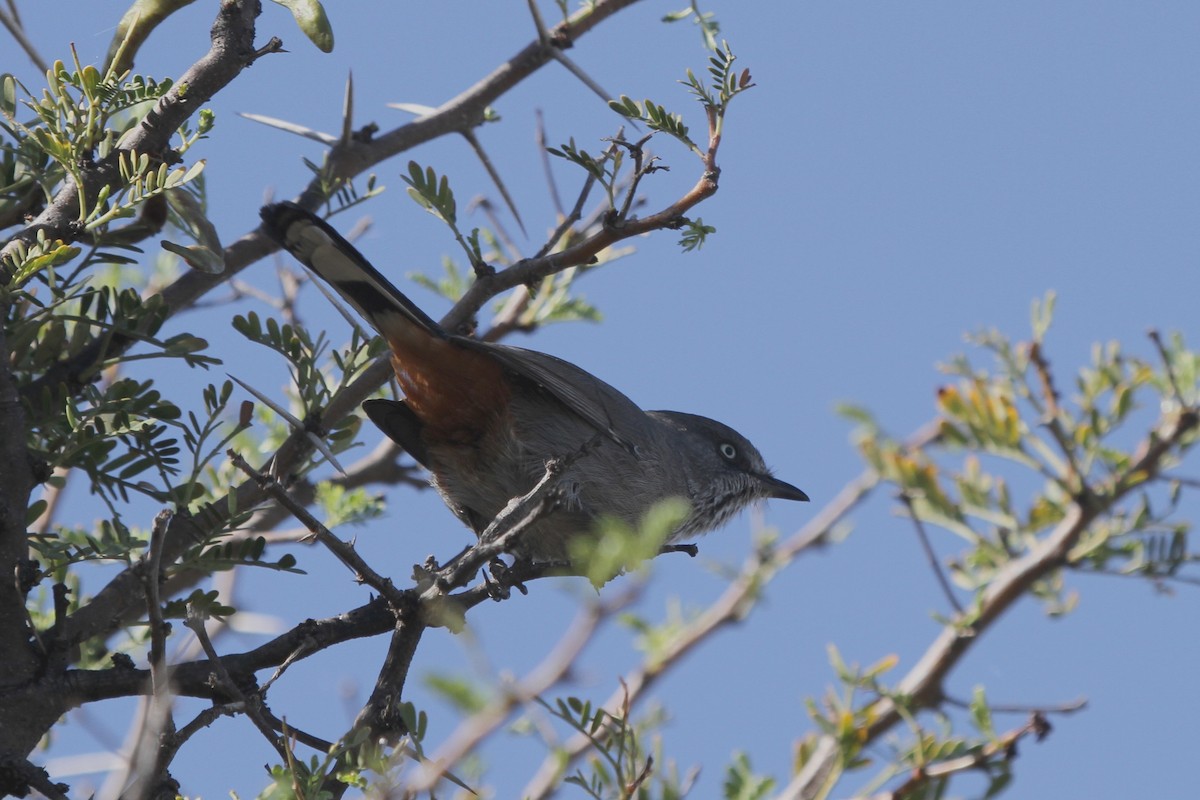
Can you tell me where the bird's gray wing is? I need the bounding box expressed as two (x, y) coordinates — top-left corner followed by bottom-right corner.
(459, 340), (644, 452)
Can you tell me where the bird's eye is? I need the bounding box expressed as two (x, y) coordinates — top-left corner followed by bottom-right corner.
(719, 443), (737, 460)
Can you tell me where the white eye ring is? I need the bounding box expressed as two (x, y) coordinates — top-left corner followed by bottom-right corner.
(719, 443), (737, 460)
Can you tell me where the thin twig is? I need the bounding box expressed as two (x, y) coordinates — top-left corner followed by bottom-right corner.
(549, 48), (616, 106)
(526, 0), (551, 43)
(1148, 328), (1184, 400)
(1162, 474), (1200, 489)
(536, 109), (566, 216)
(260, 639), (317, 694)
(533, 140), (606, 259)
(941, 693), (1088, 716)
(143, 510), (175, 700)
(260, 709), (336, 752)
(0, 6), (48, 72)
(857, 713), (1052, 799)
(468, 195), (524, 262)
(160, 702), (243, 768)
(462, 130), (526, 236)
(1083, 566), (1200, 588)
(610, 133), (657, 221)
(228, 450), (406, 606)
(897, 492), (964, 616)
(1028, 341), (1086, 489)
(185, 610), (292, 764)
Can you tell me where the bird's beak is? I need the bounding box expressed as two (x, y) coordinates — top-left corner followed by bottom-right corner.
(759, 474), (809, 502)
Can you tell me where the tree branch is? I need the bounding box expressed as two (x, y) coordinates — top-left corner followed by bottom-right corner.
(228, 449), (406, 606)
(18, 0), (647, 410)
(0, 299), (43, 755)
(21, 1), (663, 659)
(2, 0), (266, 260)
(855, 713), (1051, 800)
(779, 406), (1198, 800)
(59, 597), (394, 707)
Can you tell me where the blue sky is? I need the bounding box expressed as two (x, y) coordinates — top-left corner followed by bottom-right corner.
(14, 2), (1200, 798)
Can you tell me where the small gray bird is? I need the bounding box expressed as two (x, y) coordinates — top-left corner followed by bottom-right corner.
(261, 202), (807, 562)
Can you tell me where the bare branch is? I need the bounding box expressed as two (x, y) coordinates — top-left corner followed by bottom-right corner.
(462, 130), (526, 236)
(59, 598), (396, 708)
(227, 449), (405, 605)
(897, 492), (964, 616)
(340, 611), (424, 749)
(184, 611), (291, 764)
(941, 693), (1088, 717)
(536, 109), (566, 216)
(0, 5), (47, 73)
(0, 753), (69, 800)
(1148, 328), (1185, 401)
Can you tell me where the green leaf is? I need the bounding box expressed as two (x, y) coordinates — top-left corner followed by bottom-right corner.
(271, 0), (335, 53)
(723, 752), (775, 800)
(679, 217), (715, 252)
(0, 74), (16, 118)
(161, 240), (224, 273)
(424, 673), (489, 715)
(10, 243), (82, 287)
(163, 588), (235, 621)
(969, 685), (996, 739)
(26, 500), (48, 526)
(1031, 290), (1056, 342)
(570, 498), (689, 587)
(402, 160), (459, 225)
(105, 0), (199, 76)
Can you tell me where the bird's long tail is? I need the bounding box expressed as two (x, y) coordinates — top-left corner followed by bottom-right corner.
(260, 202), (509, 438)
(260, 202), (445, 346)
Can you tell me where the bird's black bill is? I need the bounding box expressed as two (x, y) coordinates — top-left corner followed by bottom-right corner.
(760, 475), (809, 502)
